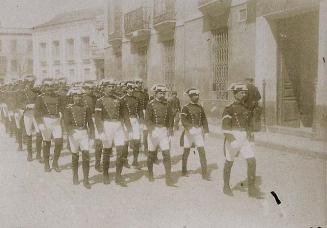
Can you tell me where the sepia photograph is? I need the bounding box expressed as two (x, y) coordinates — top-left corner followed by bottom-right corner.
(0, 0), (326, 227)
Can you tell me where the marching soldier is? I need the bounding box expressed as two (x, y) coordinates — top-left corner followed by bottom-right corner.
(133, 79), (149, 153)
(13, 79), (25, 151)
(83, 80), (103, 172)
(122, 81), (144, 168)
(64, 87), (95, 189)
(221, 83), (261, 198)
(145, 84), (174, 186)
(180, 88), (210, 180)
(168, 91), (181, 130)
(94, 80), (132, 186)
(244, 77), (262, 136)
(35, 78), (64, 172)
(22, 75), (40, 161)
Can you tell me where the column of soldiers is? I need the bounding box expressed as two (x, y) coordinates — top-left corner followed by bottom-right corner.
(0, 75), (262, 198)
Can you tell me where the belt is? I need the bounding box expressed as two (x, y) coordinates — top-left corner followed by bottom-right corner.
(73, 126), (86, 130)
(104, 118), (120, 122)
(129, 115), (138, 118)
(44, 114), (60, 118)
(154, 124), (166, 128)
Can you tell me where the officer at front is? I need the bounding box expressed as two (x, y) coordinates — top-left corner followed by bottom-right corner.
(221, 83), (261, 198)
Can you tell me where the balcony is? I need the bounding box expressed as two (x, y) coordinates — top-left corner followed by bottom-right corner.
(124, 7), (150, 42)
(198, 0), (231, 17)
(153, 0), (176, 32)
(256, 0), (320, 17)
(67, 60), (75, 65)
(53, 60), (60, 65)
(109, 8), (123, 47)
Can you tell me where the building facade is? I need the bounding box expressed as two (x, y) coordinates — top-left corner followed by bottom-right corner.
(104, 0), (327, 139)
(0, 27), (33, 82)
(33, 8), (105, 83)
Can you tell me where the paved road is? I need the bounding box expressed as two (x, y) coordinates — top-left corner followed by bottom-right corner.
(0, 124), (326, 228)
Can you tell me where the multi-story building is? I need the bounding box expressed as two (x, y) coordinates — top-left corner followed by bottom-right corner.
(104, 0), (327, 139)
(33, 8), (105, 83)
(0, 27), (33, 82)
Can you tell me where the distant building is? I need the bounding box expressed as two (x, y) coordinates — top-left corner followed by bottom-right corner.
(0, 27), (33, 82)
(33, 8), (105, 83)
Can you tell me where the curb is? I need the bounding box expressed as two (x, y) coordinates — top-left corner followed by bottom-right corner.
(209, 130), (327, 160)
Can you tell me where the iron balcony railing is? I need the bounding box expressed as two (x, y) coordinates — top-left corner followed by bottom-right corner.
(124, 7), (150, 35)
(153, 0), (176, 25)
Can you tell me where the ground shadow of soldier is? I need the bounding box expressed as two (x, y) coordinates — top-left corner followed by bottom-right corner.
(232, 176), (265, 198)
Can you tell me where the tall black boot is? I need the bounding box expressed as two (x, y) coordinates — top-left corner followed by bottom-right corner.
(122, 143), (130, 168)
(143, 130), (148, 153)
(26, 135), (33, 161)
(9, 120), (16, 137)
(132, 140), (141, 168)
(94, 139), (103, 172)
(36, 133), (43, 162)
(102, 148), (112, 184)
(223, 160), (234, 196)
(198, 147), (210, 180)
(182, 148), (190, 176)
(43, 141), (51, 172)
(247, 158), (260, 198)
(72, 153), (79, 185)
(147, 152), (155, 182)
(162, 151), (173, 186)
(153, 150), (159, 165)
(82, 151), (91, 189)
(52, 138), (63, 172)
(16, 128), (23, 151)
(115, 146), (127, 186)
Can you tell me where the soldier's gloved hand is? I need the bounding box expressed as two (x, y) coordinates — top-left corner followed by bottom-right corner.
(204, 132), (209, 140)
(128, 131), (133, 140)
(38, 124), (46, 131)
(59, 112), (63, 119)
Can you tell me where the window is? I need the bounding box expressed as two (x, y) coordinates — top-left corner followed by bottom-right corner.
(55, 69), (60, 78)
(27, 59), (33, 74)
(52, 41), (60, 61)
(11, 59), (17, 72)
(84, 68), (90, 80)
(66, 39), (75, 61)
(162, 40), (175, 91)
(27, 40), (33, 53)
(239, 8), (247, 22)
(69, 69), (75, 81)
(81, 37), (90, 59)
(211, 28), (228, 100)
(10, 40), (17, 53)
(0, 56), (7, 75)
(42, 70), (47, 78)
(39, 42), (47, 60)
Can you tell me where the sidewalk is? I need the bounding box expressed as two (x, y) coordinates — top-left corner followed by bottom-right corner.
(208, 121), (327, 159)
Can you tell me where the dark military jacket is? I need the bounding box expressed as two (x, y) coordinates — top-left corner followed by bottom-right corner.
(34, 93), (64, 123)
(83, 94), (96, 114)
(145, 98), (174, 131)
(168, 96), (181, 114)
(133, 89), (149, 111)
(94, 94), (132, 133)
(64, 103), (95, 138)
(244, 83), (261, 111)
(222, 101), (251, 131)
(121, 93), (144, 121)
(181, 102), (209, 133)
